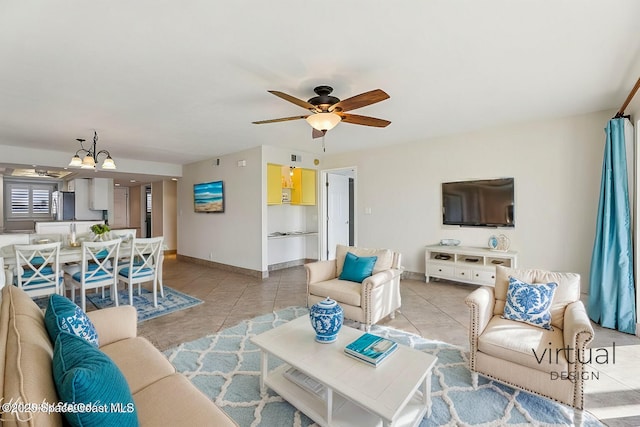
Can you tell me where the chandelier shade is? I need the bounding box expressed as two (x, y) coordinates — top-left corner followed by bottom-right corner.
(69, 131), (116, 170)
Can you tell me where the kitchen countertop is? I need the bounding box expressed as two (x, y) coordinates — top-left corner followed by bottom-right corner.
(268, 231), (318, 239)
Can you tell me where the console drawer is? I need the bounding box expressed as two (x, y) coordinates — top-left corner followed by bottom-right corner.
(454, 267), (472, 280)
(428, 264), (454, 277)
(473, 270), (497, 284)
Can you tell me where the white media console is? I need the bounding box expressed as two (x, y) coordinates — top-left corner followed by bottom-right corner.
(425, 245), (518, 286)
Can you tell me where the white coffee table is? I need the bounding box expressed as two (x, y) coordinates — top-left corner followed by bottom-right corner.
(251, 316), (438, 427)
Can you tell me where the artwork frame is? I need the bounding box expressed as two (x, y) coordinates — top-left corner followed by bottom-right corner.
(194, 180), (224, 213)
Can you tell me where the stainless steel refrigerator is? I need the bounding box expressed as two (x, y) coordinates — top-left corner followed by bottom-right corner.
(52, 191), (75, 221)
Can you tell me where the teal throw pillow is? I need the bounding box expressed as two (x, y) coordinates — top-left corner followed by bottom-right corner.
(502, 276), (558, 330)
(44, 294), (99, 347)
(53, 332), (139, 427)
(339, 252), (378, 283)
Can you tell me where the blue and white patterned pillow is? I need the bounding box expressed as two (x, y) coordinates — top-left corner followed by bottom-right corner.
(44, 294), (100, 347)
(502, 276), (558, 330)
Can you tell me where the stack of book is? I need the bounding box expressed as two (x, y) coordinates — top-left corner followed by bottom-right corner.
(344, 333), (398, 367)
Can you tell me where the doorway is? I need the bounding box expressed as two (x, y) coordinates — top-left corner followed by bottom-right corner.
(112, 187), (129, 229)
(144, 185), (151, 238)
(321, 168), (356, 260)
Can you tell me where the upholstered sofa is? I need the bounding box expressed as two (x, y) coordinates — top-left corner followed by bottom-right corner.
(0, 284), (237, 426)
(306, 245), (402, 331)
(465, 266), (595, 409)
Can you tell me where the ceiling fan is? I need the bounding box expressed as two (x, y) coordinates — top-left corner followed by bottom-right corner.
(252, 85), (391, 138)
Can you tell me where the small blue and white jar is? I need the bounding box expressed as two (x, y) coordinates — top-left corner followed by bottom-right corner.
(309, 297), (344, 343)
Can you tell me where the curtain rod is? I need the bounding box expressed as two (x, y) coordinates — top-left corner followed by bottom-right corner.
(615, 76), (640, 118)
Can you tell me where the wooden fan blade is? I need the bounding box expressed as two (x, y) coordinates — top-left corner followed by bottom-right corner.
(338, 113), (391, 128)
(252, 115), (308, 124)
(268, 90), (318, 111)
(329, 89), (389, 112)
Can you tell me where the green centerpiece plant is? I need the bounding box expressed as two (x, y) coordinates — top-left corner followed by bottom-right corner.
(90, 223), (111, 241)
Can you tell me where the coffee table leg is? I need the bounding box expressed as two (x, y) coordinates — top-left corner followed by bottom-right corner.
(259, 351), (267, 393)
(424, 371), (432, 417)
(326, 387), (333, 425)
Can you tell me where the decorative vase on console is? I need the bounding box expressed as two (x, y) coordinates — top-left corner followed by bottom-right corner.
(309, 297), (344, 343)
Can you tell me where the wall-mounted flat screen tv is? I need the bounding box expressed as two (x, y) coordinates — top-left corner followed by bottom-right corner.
(442, 178), (514, 227)
(194, 180), (224, 213)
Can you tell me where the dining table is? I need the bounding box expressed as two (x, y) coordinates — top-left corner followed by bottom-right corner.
(0, 239), (165, 295)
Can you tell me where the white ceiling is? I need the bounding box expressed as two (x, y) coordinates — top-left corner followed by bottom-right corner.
(1, 1), (639, 181)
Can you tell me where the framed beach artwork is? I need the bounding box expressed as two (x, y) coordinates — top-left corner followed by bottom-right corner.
(194, 180), (224, 213)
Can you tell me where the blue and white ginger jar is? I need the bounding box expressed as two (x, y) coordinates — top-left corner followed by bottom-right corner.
(310, 297), (344, 343)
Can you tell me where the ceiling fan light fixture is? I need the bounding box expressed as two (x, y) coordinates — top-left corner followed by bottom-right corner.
(306, 112), (341, 131)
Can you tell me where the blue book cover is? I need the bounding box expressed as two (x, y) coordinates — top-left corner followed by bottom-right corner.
(344, 333), (398, 365)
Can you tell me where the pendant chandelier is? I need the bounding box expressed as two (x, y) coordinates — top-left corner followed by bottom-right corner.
(68, 131), (116, 170)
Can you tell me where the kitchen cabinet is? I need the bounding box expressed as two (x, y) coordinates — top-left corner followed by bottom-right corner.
(267, 164), (315, 205)
(70, 179), (103, 220)
(267, 163), (283, 205)
(291, 168), (316, 206)
(89, 178), (109, 210)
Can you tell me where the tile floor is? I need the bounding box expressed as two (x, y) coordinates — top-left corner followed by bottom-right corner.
(139, 255), (640, 426)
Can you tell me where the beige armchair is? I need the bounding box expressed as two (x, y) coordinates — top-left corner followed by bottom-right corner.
(465, 266), (594, 409)
(305, 245), (402, 331)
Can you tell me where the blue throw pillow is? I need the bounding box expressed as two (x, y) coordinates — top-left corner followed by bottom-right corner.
(53, 332), (139, 427)
(339, 252), (378, 283)
(502, 276), (558, 330)
(44, 294), (99, 347)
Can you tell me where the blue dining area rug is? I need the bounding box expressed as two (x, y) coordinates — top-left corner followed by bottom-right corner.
(165, 307), (603, 427)
(34, 286), (203, 323)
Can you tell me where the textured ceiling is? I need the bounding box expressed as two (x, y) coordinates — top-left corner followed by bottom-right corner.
(0, 0), (639, 178)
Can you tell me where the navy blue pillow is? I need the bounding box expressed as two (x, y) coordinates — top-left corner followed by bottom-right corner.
(339, 252), (378, 283)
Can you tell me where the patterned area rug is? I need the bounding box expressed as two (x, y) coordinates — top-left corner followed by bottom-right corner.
(87, 287), (203, 322)
(164, 307), (603, 427)
(35, 286), (203, 323)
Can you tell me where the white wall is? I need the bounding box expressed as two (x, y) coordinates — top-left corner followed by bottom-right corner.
(178, 146), (263, 272)
(162, 180), (177, 251)
(0, 175), (3, 231)
(322, 109), (614, 292)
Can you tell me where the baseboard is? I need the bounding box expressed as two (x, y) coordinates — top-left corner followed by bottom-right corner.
(401, 270), (425, 281)
(268, 258), (314, 272)
(177, 254), (266, 279)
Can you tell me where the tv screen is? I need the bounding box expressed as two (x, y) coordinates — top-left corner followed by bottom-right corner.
(442, 178), (514, 227)
(194, 181), (224, 213)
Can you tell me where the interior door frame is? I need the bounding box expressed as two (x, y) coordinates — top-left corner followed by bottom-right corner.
(319, 166), (357, 261)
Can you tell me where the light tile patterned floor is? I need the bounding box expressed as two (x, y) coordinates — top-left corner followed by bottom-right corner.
(139, 255), (640, 426)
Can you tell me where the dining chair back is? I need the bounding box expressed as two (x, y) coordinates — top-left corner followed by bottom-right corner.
(0, 233), (30, 250)
(111, 228), (138, 241)
(118, 237), (164, 307)
(13, 242), (62, 298)
(64, 239), (121, 312)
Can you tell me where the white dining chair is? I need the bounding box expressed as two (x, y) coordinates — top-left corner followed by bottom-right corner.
(13, 242), (63, 298)
(118, 237), (164, 307)
(63, 239), (121, 312)
(0, 257), (6, 290)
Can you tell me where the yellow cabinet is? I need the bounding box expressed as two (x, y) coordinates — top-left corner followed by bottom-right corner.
(267, 163), (282, 205)
(291, 168), (316, 205)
